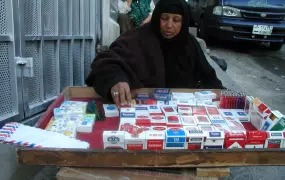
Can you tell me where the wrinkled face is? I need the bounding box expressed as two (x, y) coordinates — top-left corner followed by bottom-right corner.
(160, 13), (182, 39)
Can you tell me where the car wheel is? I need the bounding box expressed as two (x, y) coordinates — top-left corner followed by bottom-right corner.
(197, 18), (208, 41)
(269, 42), (283, 51)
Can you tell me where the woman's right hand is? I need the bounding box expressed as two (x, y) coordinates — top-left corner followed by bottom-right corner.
(111, 82), (132, 108)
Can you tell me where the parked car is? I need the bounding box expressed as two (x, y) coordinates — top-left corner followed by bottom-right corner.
(188, 0), (285, 51)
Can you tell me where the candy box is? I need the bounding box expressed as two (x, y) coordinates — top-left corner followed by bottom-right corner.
(204, 131), (225, 149)
(120, 108), (136, 122)
(161, 106), (178, 115)
(103, 131), (125, 149)
(219, 109), (236, 119)
(181, 116), (197, 126)
(192, 106), (207, 115)
(165, 129), (186, 149)
(184, 129), (206, 150)
(194, 115), (211, 125)
(264, 131), (285, 148)
(225, 132), (246, 149)
(232, 109), (250, 122)
(125, 130), (146, 150)
(209, 115), (226, 124)
(148, 105), (163, 116)
(198, 125), (216, 132)
(103, 104), (119, 117)
(206, 106), (220, 115)
(194, 91), (217, 100)
(177, 106), (192, 116)
(213, 124), (231, 133)
(260, 111), (283, 131)
(245, 131), (267, 148)
(150, 115), (167, 126)
(76, 114), (96, 133)
(135, 105), (149, 116)
(145, 131), (165, 150)
(166, 115), (182, 127)
(153, 88), (171, 101)
(226, 120), (246, 134)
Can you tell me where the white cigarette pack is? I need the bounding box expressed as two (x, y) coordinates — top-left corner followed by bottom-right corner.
(135, 105), (149, 116)
(183, 125), (199, 132)
(194, 115), (211, 125)
(209, 115), (226, 124)
(264, 131), (285, 148)
(213, 124), (232, 133)
(204, 131), (225, 149)
(148, 105), (163, 116)
(177, 99), (195, 107)
(150, 115), (167, 126)
(177, 106), (192, 116)
(103, 104), (119, 117)
(194, 91), (216, 100)
(103, 131), (125, 149)
(181, 116), (197, 126)
(219, 109), (236, 119)
(172, 92), (195, 100)
(156, 101), (165, 107)
(232, 109), (250, 122)
(185, 130), (206, 150)
(125, 131), (146, 150)
(120, 108), (136, 122)
(165, 115), (182, 127)
(161, 106), (178, 115)
(166, 100), (178, 109)
(198, 125), (216, 132)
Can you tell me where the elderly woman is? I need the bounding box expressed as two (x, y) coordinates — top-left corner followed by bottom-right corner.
(86, 0), (223, 107)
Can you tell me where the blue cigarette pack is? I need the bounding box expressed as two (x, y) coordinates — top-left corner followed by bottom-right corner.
(165, 129), (186, 149)
(136, 93), (151, 100)
(153, 88), (171, 101)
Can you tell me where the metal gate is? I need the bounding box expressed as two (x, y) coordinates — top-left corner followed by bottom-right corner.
(0, 0), (100, 124)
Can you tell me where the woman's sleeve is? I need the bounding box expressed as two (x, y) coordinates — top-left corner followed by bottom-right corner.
(149, 0), (155, 15)
(118, 0), (131, 14)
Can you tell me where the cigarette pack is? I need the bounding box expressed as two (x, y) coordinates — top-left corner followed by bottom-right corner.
(206, 106), (220, 115)
(185, 129), (206, 150)
(148, 105), (163, 116)
(135, 117), (151, 127)
(250, 98), (271, 130)
(119, 122), (137, 132)
(226, 120), (246, 134)
(219, 109), (236, 119)
(161, 106), (178, 115)
(153, 88), (171, 101)
(76, 114), (96, 133)
(135, 105), (149, 116)
(194, 115), (211, 125)
(260, 111), (284, 131)
(198, 125), (216, 132)
(103, 104), (119, 117)
(264, 131), (285, 148)
(213, 124), (232, 133)
(183, 126), (199, 132)
(197, 100), (217, 106)
(103, 131), (125, 149)
(150, 115), (167, 126)
(151, 126), (167, 131)
(270, 116), (285, 131)
(172, 92), (195, 100)
(209, 115), (226, 124)
(146, 131), (165, 150)
(181, 116), (197, 126)
(165, 129), (186, 149)
(135, 93), (151, 100)
(156, 101), (166, 107)
(192, 106), (207, 115)
(177, 100), (194, 107)
(194, 91), (217, 100)
(165, 100), (178, 109)
(225, 132), (246, 149)
(120, 108), (136, 123)
(204, 131), (225, 149)
(245, 131), (267, 148)
(232, 109), (250, 122)
(166, 115), (182, 127)
(125, 130), (146, 150)
(177, 106), (192, 116)
(244, 96), (254, 115)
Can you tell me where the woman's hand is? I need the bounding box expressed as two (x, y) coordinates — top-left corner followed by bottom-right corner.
(141, 15), (152, 26)
(111, 82), (132, 108)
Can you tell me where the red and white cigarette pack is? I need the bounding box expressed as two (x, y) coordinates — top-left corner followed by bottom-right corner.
(264, 131), (285, 148)
(185, 129), (206, 150)
(225, 132), (246, 149)
(161, 106), (178, 115)
(206, 106), (220, 116)
(192, 106), (207, 115)
(124, 130), (146, 150)
(135, 116), (151, 127)
(226, 120), (246, 134)
(177, 106), (192, 116)
(150, 115), (167, 126)
(198, 125), (216, 132)
(166, 115), (182, 127)
(213, 124), (232, 133)
(103, 131), (125, 149)
(135, 105), (149, 116)
(194, 115), (211, 125)
(151, 126), (167, 131)
(148, 105), (163, 116)
(145, 130), (165, 150)
(181, 116), (197, 126)
(245, 131), (267, 148)
(119, 122), (137, 131)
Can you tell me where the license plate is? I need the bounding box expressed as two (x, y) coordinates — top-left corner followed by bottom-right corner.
(252, 25), (273, 35)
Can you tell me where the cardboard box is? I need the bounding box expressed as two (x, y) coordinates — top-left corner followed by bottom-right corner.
(194, 115), (211, 125)
(192, 106), (207, 115)
(245, 131), (267, 148)
(161, 106), (178, 115)
(146, 131), (165, 150)
(165, 129), (186, 149)
(103, 131), (125, 149)
(260, 111), (284, 131)
(166, 115), (182, 127)
(148, 105), (163, 116)
(153, 88), (171, 101)
(198, 125), (216, 132)
(125, 131), (146, 150)
(150, 115), (167, 126)
(180, 116), (197, 126)
(225, 133), (246, 149)
(103, 104), (119, 117)
(185, 129), (206, 150)
(213, 124), (231, 133)
(204, 131), (225, 149)
(206, 106), (220, 115)
(209, 115), (226, 124)
(177, 106), (192, 116)
(265, 131), (285, 148)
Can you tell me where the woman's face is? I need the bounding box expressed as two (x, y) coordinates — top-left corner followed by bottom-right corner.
(160, 13), (182, 39)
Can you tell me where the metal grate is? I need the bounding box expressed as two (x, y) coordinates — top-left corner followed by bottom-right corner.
(43, 41), (57, 99)
(73, 40), (82, 86)
(84, 40), (92, 80)
(43, 0), (56, 36)
(59, 41), (71, 91)
(84, 0), (90, 36)
(0, 0), (7, 35)
(72, 0), (80, 35)
(0, 42), (13, 117)
(59, 0), (69, 35)
(24, 0), (41, 36)
(24, 41), (41, 106)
